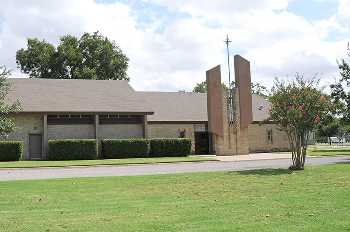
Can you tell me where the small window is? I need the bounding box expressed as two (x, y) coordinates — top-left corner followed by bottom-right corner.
(48, 115), (58, 119)
(267, 129), (273, 144)
(118, 115), (129, 118)
(47, 114), (93, 124)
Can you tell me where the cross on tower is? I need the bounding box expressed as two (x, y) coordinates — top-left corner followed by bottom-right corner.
(224, 35), (232, 88)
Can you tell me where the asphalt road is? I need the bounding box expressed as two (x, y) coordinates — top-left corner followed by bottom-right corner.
(0, 156), (348, 181)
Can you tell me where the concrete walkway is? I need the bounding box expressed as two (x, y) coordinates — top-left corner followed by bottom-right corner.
(216, 152), (291, 161)
(0, 156), (348, 181)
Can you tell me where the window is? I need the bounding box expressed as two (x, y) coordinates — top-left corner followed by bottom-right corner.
(99, 114), (143, 124)
(99, 114), (109, 119)
(267, 129), (273, 144)
(47, 114), (94, 124)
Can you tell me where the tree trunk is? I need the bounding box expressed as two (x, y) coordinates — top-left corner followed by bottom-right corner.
(289, 133), (307, 170)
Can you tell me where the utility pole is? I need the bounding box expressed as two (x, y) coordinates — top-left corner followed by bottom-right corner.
(224, 35), (232, 88)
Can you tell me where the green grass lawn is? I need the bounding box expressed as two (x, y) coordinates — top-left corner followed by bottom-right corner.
(308, 146), (350, 157)
(0, 164), (349, 231)
(0, 156), (214, 168)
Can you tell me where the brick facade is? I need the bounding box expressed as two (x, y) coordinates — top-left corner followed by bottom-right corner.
(248, 123), (290, 153)
(48, 124), (95, 140)
(7, 113), (43, 160)
(148, 123), (197, 152)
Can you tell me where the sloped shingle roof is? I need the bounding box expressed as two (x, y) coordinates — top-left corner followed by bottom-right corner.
(138, 91), (207, 122)
(7, 78), (270, 121)
(138, 91), (270, 122)
(7, 78), (153, 114)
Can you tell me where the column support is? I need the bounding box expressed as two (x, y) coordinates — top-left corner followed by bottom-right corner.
(95, 114), (100, 158)
(143, 115), (148, 139)
(43, 114), (48, 160)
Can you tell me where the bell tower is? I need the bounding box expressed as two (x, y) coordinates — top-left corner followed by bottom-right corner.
(206, 55), (252, 155)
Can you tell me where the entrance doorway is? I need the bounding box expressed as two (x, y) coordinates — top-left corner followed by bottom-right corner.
(29, 134), (42, 160)
(194, 132), (209, 155)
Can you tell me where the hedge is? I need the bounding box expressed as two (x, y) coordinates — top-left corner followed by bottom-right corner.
(150, 138), (191, 157)
(0, 141), (23, 161)
(48, 139), (97, 161)
(102, 139), (149, 159)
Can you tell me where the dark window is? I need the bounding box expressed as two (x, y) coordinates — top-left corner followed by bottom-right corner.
(48, 114), (94, 125)
(267, 129), (273, 144)
(99, 114), (143, 124)
(99, 114), (109, 119)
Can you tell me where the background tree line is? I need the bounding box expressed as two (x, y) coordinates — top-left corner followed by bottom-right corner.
(16, 31), (129, 80)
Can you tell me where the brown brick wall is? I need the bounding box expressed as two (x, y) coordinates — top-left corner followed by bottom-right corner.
(6, 113), (43, 160)
(248, 124), (290, 152)
(100, 124), (143, 139)
(213, 91), (250, 155)
(148, 123), (196, 152)
(48, 124), (95, 140)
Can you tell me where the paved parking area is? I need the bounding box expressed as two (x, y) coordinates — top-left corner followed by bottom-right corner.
(0, 156), (348, 181)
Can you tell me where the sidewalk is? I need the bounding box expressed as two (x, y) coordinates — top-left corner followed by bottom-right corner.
(216, 152), (291, 162)
(0, 155), (347, 181)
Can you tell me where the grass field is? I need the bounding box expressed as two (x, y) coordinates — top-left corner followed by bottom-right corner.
(308, 145), (350, 157)
(0, 164), (349, 231)
(0, 156), (214, 168)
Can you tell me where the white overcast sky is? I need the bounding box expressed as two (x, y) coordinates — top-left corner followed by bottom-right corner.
(0, 0), (349, 91)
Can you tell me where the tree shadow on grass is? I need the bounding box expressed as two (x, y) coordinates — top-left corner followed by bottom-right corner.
(234, 168), (294, 176)
(335, 159), (350, 164)
(313, 149), (350, 153)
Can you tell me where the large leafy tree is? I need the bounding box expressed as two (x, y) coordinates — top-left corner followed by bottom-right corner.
(0, 66), (21, 138)
(330, 47), (350, 122)
(269, 75), (331, 170)
(16, 32), (129, 80)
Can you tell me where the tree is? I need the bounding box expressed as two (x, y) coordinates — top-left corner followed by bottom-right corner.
(269, 75), (331, 170)
(192, 81), (269, 96)
(251, 82), (269, 97)
(16, 32), (129, 80)
(193, 81), (207, 93)
(0, 66), (21, 138)
(330, 46), (350, 123)
(316, 117), (340, 145)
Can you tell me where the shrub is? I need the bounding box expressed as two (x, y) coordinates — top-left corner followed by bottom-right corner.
(48, 139), (97, 160)
(102, 139), (149, 159)
(150, 138), (191, 157)
(0, 141), (23, 161)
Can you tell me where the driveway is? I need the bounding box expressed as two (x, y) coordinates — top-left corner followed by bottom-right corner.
(0, 156), (348, 181)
